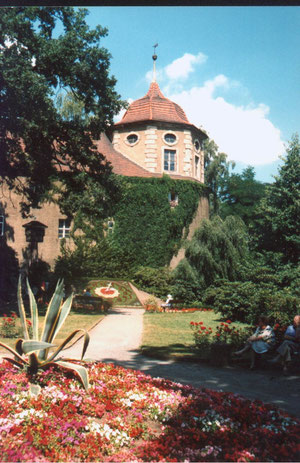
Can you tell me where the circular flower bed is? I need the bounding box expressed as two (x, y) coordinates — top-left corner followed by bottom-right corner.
(94, 287), (120, 298)
(0, 360), (299, 462)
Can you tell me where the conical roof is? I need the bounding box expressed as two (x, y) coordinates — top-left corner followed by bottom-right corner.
(115, 82), (190, 126)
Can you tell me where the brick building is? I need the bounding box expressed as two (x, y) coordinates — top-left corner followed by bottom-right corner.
(0, 73), (209, 295)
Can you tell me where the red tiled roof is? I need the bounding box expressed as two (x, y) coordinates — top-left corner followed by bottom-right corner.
(115, 82), (190, 126)
(95, 133), (153, 177)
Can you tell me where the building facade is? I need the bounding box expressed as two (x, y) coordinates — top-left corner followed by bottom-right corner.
(0, 77), (209, 296)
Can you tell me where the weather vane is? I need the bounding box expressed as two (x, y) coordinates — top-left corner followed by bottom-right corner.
(152, 43), (158, 82)
(152, 43), (158, 60)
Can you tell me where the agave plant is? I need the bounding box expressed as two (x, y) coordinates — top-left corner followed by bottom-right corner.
(0, 276), (90, 390)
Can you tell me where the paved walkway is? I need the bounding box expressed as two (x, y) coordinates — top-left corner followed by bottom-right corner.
(61, 307), (300, 419)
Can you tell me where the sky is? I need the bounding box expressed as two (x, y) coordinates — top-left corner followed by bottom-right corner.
(83, 6), (300, 183)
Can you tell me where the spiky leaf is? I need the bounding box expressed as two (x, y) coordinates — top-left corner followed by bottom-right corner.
(22, 340), (55, 355)
(0, 342), (28, 365)
(26, 278), (39, 340)
(17, 275), (29, 340)
(54, 360), (89, 390)
(45, 329), (90, 363)
(39, 279), (64, 359)
(52, 293), (74, 342)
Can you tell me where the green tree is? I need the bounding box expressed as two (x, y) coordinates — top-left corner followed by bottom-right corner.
(257, 134), (300, 263)
(203, 138), (233, 216)
(0, 7), (125, 221)
(172, 215), (249, 300)
(219, 166), (266, 229)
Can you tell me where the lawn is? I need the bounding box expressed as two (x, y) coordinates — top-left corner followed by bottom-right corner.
(141, 311), (250, 360)
(0, 313), (105, 352)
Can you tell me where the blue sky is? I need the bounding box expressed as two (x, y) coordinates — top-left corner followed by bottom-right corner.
(83, 6), (300, 183)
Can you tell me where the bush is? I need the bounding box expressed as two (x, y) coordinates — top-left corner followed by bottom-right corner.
(133, 266), (171, 299)
(202, 280), (299, 325)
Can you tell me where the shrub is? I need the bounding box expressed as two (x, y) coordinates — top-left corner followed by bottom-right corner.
(133, 266), (172, 298)
(202, 280), (299, 325)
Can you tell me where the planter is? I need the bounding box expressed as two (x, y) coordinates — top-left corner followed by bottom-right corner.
(210, 342), (233, 367)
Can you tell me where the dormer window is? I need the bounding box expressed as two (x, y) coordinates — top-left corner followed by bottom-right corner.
(163, 132), (177, 145)
(126, 133), (139, 146)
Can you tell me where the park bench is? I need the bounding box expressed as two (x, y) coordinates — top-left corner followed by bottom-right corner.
(161, 299), (184, 312)
(73, 295), (111, 312)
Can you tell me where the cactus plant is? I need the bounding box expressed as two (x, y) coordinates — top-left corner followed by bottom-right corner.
(0, 276), (90, 389)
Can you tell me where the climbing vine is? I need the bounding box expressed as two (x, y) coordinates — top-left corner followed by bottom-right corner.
(110, 176), (207, 267)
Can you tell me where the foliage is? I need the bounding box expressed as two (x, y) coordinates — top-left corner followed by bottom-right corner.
(112, 176), (206, 268)
(133, 266), (172, 299)
(203, 138), (234, 216)
(172, 215), (249, 302)
(0, 7), (125, 223)
(144, 295), (162, 313)
(219, 166), (266, 229)
(1, 360), (300, 462)
(0, 276), (90, 389)
(202, 280), (299, 325)
(55, 176), (206, 278)
(257, 134), (300, 263)
(190, 320), (253, 351)
(0, 312), (21, 338)
(55, 235), (135, 282)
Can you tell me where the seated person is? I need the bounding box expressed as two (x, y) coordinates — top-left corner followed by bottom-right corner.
(161, 294), (173, 311)
(269, 315), (300, 374)
(233, 315), (275, 369)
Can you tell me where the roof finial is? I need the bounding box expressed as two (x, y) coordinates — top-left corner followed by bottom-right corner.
(152, 43), (158, 83)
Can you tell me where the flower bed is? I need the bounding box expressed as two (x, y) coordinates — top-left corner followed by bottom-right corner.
(0, 360), (299, 462)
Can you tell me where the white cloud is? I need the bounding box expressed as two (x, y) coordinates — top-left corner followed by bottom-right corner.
(146, 51), (207, 84)
(165, 52), (207, 80)
(167, 74), (285, 165)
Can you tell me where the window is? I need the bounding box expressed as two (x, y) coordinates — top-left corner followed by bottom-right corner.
(58, 218), (71, 239)
(0, 215), (4, 236)
(126, 133), (139, 145)
(194, 139), (200, 152)
(164, 133), (177, 144)
(168, 192), (178, 207)
(195, 155), (200, 179)
(107, 219), (114, 235)
(164, 149), (176, 172)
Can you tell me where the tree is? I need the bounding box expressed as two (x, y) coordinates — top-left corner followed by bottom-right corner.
(172, 215), (249, 300)
(0, 7), (125, 221)
(219, 166), (266, 229)
(257, 134), (300, 263)
(203, 138), (233, 216)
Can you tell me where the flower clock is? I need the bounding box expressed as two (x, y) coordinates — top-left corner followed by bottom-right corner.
(94, 283), (119, 299)
(0, 360), (300, 462)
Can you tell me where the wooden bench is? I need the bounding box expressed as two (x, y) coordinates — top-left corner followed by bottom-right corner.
(161, 299), (184, 312)
(73, 295), (111, 312)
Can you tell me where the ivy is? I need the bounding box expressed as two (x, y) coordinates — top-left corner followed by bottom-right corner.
(110, 176), (207, 268)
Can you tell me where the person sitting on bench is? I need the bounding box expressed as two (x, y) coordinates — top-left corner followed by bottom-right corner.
(161, 294), (173, 311)
(233, 315), (275, 369)
(269, 315), (300, 374)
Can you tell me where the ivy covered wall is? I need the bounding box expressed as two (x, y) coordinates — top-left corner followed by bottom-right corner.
(110, 175), (208, 268)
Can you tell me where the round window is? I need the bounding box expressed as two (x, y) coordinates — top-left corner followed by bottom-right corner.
(126, 133), (138, 145)
(194, 139), (200, 152)
(164, 133), (177, 144)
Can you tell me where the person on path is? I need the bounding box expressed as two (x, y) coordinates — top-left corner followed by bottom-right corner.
(269, 315), (300, 374)
(233, 316), (275, 369)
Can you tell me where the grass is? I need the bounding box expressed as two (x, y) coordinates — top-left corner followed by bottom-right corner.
(141, 311), (249, 361)
(0, 313), (105, 352)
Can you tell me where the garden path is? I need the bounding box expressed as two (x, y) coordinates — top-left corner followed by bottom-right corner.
(61, 307), (300, 419)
